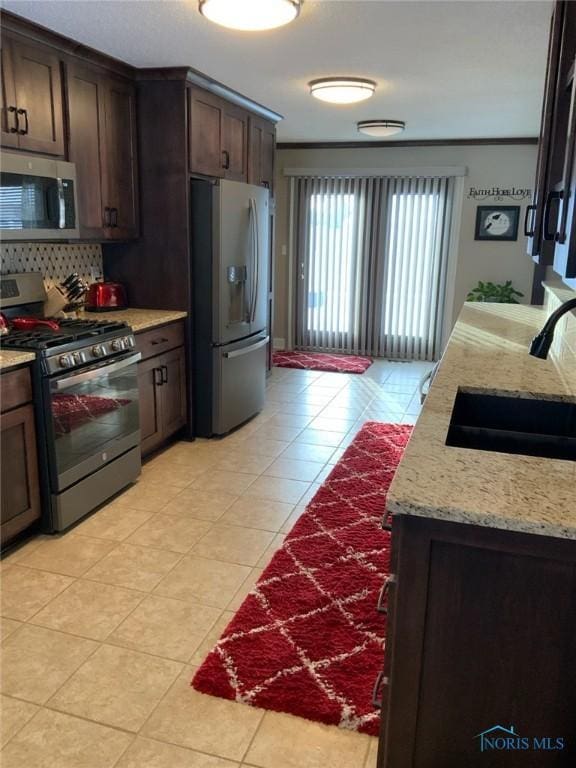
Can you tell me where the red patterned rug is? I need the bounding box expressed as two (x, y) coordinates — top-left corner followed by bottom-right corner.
(273, 350), (373, 374)
(192, 422), (412, 735)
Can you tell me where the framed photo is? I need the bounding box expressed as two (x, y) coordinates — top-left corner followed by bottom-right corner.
(474, 206), (520, 241)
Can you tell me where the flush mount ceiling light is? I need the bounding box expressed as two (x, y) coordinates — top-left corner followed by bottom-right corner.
(309, 78), (376, 105)
(198, 0), (301, 31)
(357, 120), (406, 137)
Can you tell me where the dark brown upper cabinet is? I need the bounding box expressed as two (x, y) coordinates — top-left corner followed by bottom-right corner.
(528, 1), (576, 288)
(248, 115), (275, 189)
(68, 62), (138, 240)
(189, 86), (247, 181)
(1, 33), (64, 156)
(102, 76), (139, 239)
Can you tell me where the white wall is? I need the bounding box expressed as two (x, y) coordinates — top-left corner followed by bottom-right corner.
(273, 143), (538, 346)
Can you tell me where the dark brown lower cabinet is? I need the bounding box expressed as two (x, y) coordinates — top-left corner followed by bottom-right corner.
(138, 345), (186, 456)
(377, 515), (576, 768)
(1, 368), (41, 548)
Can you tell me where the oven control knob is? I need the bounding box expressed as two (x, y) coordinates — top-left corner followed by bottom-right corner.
(123, 336), (135, 348)
(92, 344), (105, 358)
(111, 338), (124, 352)
(73, 351), (86, 365)
(59, 354), (73, 368)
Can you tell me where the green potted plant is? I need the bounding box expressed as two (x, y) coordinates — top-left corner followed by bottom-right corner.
(466, 280), (524, 304)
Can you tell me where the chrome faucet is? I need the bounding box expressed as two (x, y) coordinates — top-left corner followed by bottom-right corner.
(529, 297), (576, 359)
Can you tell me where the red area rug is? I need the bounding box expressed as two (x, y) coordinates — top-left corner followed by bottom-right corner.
(273, 350), (372, 374)
(53, 394), (131, 434)
(192, 422), (412, 735)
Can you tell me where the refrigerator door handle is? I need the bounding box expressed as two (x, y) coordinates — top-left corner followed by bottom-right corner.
(224, 335), (270, 359)
(249, 198), (258, 323)
(252, 198), (260, 324)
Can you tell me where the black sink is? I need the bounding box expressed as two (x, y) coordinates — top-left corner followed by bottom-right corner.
(446, 388), (576, 462)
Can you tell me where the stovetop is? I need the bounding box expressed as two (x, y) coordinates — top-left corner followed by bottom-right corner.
(0, 317), (137, 376)
(0, 318), (129, 351)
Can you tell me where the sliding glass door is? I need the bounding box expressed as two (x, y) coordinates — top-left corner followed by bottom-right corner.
(292, 174), (454, 361)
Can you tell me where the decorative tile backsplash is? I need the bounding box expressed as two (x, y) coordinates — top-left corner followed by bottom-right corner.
(543, 281), (576, 368)
(0, 243), (103, 290)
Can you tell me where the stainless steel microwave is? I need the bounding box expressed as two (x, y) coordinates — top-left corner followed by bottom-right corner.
(0, 152), (79, 240)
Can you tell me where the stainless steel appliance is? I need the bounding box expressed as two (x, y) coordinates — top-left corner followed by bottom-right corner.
(0, 273), (141, 532)
(0, 153), (79, 240)
(190, 178), (269, 436)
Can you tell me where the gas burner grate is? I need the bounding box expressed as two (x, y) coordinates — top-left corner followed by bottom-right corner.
(0, 318), (131, 351)
(0, 333), (72, 349)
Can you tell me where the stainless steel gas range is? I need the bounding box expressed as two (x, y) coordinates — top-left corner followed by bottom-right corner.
(0, 273), (141, 532)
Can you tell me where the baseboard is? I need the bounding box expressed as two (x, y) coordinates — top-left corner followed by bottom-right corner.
(273, 338), (286, 350)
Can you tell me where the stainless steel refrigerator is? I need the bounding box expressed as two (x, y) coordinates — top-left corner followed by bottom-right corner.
(190, 178), (270, 437)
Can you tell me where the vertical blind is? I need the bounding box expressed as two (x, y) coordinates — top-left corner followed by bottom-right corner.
(290, 174), (456, 361)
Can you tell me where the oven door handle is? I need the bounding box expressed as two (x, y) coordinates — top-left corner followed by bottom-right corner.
(51, 352), (141, 391)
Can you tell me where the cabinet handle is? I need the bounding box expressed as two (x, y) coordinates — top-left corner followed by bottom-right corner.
(543, 190), (562, 240)
(222, 150), (230, 170)
(7, 105), (18, 133)
(110, 208), (118, 228)
(523, 204), (536, 237)
(371, 670), (388, 710)
(151, 337), (169, 346)
(161, 365), (168, 384)
(154, 367), (163, 386)
(104, 207), (111, 227)
(16, 108), (28, 135)
(376, 574), (397, 614)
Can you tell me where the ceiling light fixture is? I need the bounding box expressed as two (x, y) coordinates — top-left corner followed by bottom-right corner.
(309, 78), (376, 105)
(357, 120), (406, 137)
(198, 0), (301, 31)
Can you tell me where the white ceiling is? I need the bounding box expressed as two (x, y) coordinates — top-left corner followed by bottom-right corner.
(1, 0), (552, 142)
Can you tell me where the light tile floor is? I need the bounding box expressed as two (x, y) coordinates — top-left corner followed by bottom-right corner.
(0, 360), (433, 768)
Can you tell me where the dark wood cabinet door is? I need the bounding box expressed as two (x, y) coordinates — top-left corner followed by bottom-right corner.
(0, 40), (18, 148)
(248, 115), (275, 188)
(10, 38), (64, 156)
(67, 62), (107, 239)
(380, 517), (576, 768)
(138, 356), (164, 456)
(222, 103), (247, 181)
(0, 403), (41, 548)
(552, 65), (576, 285)
(527, 2), (565, 264)
(189, 88), (224, 177)
(103, 76), (139, 240)
(160, 346), (187, 439)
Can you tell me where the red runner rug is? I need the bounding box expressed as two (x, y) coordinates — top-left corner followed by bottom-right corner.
(273, 350), (372, 374)
(192, 422), (412, 735)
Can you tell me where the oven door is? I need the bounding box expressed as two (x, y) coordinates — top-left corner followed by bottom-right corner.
(45, 352), (141, 492)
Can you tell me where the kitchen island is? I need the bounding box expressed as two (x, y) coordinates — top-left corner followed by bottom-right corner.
(377, 297), (576, 768)
(388, 300), (575, 538)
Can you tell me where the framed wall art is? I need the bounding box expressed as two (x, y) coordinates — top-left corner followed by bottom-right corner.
(474, 206), (520, 241)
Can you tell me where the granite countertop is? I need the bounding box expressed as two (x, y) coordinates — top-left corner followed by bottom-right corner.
(81, 308), (187, 333)
(0, 350), (36, 372)
(388, 302), (576, 540)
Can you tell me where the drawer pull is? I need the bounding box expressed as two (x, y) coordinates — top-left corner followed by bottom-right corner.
(151, 338), (169, 346)
(371, 670), (389, 709)
(377, 574), (397, 614)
